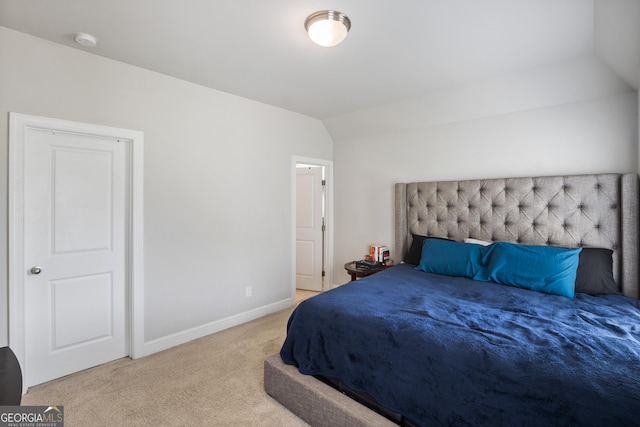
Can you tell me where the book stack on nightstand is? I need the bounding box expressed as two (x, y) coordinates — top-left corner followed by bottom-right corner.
(369, 244), (390, 265)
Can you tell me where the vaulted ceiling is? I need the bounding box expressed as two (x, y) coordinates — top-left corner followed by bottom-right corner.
(1, 0), (638, 120)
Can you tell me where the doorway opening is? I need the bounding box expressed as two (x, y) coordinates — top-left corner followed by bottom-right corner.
(292, 157), (333, 303)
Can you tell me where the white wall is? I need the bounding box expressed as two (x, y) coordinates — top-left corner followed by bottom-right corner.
(0, 26), (333, 349)
(594, 0), (640, 90)
(328, 59), (638, 284)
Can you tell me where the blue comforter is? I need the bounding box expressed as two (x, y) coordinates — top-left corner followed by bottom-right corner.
(280, 264), (640, 426)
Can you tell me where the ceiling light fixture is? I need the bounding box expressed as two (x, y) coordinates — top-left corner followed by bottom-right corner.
(74, 32), (97, 48)
(304, 10), (351, 47)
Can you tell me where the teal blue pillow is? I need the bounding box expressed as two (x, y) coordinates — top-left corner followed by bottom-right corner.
(416, 239), (487, 278)
(474, 242), (581, 298)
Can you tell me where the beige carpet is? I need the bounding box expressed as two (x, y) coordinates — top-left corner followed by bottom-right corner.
(22, 307), (308, 426)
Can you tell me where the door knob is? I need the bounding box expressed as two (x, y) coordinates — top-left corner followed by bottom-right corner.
(30, 266), (42, 275)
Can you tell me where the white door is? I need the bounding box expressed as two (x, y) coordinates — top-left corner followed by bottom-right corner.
(23, 128), (129, 387)
(296, 166), (324, 291)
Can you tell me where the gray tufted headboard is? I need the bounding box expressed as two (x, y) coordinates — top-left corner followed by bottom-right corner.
(395, 173), (639, 299)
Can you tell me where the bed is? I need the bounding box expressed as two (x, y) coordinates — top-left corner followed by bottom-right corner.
(265, 173), (640, 426)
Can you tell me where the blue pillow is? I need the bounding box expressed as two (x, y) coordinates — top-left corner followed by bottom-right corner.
(474, 242), (581, 298)
(416, 239), (487, 278)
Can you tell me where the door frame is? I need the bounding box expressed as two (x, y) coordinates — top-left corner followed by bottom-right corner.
(291, 156), (333, 299)
(8, 113), (145, 391)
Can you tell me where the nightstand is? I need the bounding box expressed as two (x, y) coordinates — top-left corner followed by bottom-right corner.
(344, 262), (386, 281)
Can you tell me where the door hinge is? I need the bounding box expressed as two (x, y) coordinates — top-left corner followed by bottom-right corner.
(322, 224), (326, 232)
(322, 270), (326, 277)
(322, 179), (326, 186)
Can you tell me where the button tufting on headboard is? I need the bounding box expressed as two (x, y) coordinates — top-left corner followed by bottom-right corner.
(396, 173), (640, 299)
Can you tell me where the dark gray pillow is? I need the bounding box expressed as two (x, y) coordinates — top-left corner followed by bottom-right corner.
(404, 234), (426, 265)
(575, 248), (619, 295)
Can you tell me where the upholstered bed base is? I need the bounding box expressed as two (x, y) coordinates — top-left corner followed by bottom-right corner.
(265, 173), (640, 425)
(264, 354), (395, 426)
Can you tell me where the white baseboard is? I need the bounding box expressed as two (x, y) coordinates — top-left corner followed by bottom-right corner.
(136, 298), (294, 358)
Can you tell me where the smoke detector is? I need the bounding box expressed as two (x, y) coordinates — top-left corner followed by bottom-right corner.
(74, 32), (97, 47)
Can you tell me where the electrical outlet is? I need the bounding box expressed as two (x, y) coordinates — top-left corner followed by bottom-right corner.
(245, 286), (252, 297)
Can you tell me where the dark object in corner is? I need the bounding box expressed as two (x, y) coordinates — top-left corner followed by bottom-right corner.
(0, 346), (22, 405)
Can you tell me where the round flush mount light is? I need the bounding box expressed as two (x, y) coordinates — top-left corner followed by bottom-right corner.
(304, 10), (351, 47)
(74, 32), (97, 47)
